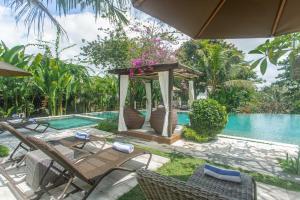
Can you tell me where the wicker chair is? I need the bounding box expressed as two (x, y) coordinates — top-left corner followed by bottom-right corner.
(150, 107), (177, 135)
(137, 166), (257, 200)
(124, 107), (145, 129)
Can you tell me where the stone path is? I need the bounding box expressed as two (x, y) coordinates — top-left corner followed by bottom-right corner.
(119, 134), (300, 183)
(257, 182), (300, 200)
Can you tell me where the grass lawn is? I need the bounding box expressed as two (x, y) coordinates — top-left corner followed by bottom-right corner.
(118, 145), (300, 200)
(0, 145), (9, 157)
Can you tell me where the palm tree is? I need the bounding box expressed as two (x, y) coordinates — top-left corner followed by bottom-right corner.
(4, 0), (130, 37)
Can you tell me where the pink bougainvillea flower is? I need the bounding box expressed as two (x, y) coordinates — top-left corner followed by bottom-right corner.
(132, 58), (143, 68)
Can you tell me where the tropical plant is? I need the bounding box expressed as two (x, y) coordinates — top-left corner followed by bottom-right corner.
(80, 24), (135, 70)
(178, 40), (258, 96)
(0, 41), (35, 116)
(210, 82), (256, 113)
(178, 40), (259, 112)
(256, 84), (290, 113)
(0, 40), (119, 117)
(189, 99), (228, 137)
(4, 0), (130, 37)
(97, 119), (118, 133)
(278, 150), (300, 175)
(250, 33), (300, 75)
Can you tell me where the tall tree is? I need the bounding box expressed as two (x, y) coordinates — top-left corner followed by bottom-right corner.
(177, 40), (258, 95)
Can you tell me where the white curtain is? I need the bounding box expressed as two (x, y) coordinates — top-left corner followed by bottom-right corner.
(118, 75), (129, 131)
(158, 71), (169, 137)
(188, 80), (195, 107)
(145, 82), (152, 121)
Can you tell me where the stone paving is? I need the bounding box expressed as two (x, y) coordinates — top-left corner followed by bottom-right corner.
(119, 134), (300, 183)
(1, 125), (300, 199)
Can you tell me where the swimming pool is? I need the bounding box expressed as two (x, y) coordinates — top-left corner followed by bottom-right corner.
(223, 114), (300, 145)
(173, 112), (300, 144)
(90, 112), (118, 120)
(45, 116), (99, 130)
(88, 111), (300, 144)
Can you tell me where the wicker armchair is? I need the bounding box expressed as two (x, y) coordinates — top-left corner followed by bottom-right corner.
(137, 166), (257, 200)
(124, 107), (145, 129)
(150, 107), (177, 135)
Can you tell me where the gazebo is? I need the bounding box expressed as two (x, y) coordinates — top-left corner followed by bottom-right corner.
(109, 62), (202, 144)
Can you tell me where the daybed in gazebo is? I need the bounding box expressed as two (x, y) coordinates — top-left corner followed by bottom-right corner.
(109, 62), (202, 144)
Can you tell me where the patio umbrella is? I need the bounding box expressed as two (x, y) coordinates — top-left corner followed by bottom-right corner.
(0, 61), (31, 76)
(132, 0), (300, 39)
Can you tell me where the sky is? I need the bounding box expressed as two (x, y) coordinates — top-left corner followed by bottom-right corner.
(0, 3), (279, 85)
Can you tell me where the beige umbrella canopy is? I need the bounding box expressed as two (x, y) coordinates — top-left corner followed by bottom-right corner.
(132, 0), (300, 39)
(0, 61), (31, 77)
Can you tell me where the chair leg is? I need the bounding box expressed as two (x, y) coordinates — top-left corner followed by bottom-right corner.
(33, 124), (40, 130)
(15, 156), (26, 168)
(35, 160), (54, 199)
(57, 177), (74, 200)
(41, 124), (49, 133)
(8, 142), (22, 160)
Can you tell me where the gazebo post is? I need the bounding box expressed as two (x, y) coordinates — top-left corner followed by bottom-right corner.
(168, 69), (174, 137)
(150, 80), (153, 108)
(118, 74), (120, 104)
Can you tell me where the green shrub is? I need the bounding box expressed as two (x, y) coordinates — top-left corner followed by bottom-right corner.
(189, 99), (227, 137)
(0, 145), (10, 157)
(97, 119), (118, 133)
(183, 127), (214, 143)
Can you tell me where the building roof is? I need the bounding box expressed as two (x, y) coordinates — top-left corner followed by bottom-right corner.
(108, 62), (203, 80)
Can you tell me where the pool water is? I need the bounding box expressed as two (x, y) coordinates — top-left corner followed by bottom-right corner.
(47, 116), (99, 130)
(176, 112), (300, 144)
(91, 112), (118, 120)
(89, 111), (300, 145)
(223, 114), (300, 145)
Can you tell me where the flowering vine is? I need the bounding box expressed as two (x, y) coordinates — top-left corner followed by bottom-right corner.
(129, 22), (177, 77)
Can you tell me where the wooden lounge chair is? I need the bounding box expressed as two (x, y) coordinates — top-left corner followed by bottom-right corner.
(5, 117), (50, 133)
(26, 136), (152, 200)
(124, 107), (145, 129)
(150, 107), (177, 135)
(136, 166), (257, 200)
(0, 122), (37, 162)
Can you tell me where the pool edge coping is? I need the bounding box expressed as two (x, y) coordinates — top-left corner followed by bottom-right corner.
(219, 134), (299, 148)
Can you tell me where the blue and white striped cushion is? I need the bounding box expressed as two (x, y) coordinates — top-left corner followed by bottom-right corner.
(204, 164), (241, 183)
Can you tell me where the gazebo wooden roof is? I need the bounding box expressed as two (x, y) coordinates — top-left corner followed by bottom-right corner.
(108, 62), (202, 80)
